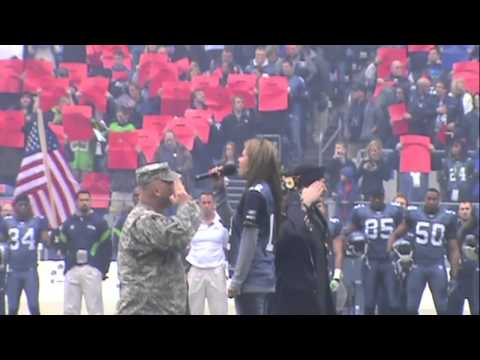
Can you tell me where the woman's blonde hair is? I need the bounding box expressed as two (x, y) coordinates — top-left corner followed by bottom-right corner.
(243, 138), (283, 234)
(367, 139), (383, 156)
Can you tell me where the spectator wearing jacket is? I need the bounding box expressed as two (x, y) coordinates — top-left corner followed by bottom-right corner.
(423, 47), (446, 83)
(344, 82), (372, 158)
(154, 130), (194, 194)
(221, 96), (256, 156)
(325, 141), (357, 197)
(408, 77), (437, 138)
(59, 190), (112, 315)
(244, 46), (275, 76)
(266, 45), (283, 75)
(357, 139), (393, 199)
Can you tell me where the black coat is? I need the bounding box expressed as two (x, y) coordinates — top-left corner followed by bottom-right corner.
(271, 192), (335, 315)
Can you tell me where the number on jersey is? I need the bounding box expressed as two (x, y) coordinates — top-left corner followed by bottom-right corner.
(415, 222), (445, 246)
(8, 228), (36, 251)
(364, 218), (395, 241)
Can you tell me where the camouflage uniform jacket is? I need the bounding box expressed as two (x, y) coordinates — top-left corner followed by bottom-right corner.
(116, 201), (200, 315)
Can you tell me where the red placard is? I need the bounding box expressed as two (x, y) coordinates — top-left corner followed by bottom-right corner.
(163, 117), (196, 151)
(204, 86), (233, 122)
(191, 75), (220, 92)
(400, 135), (431, 173)
(452, 61), (479, 74)
(143, 115), (173, 137)
(39, 78), (69, 112)
(377, 47), (408, 80)
(86, 45), (103, 67)
(407, 45), (436, 53)
(59, 62), (88, 87)
(0, 111), (25, 148)
(0, 59), (23, 93)
(136, 129), (160, 163)
(184, 109), (212, 143)
(23, 59), (55, 93)
(62, 105), (94, 141)
(258, 76), (288, 112)
(78, 77), (109, 113)
(161, 81), (192, 116)
(101, 55), (133, 71)
(388, 103), (409, 136)
(148, 63), (179, 98)
(138, 53), (169, 87)
(227, 73), (257, 109)
(107, 131), (139, 170)
(174, 57), (191, 75)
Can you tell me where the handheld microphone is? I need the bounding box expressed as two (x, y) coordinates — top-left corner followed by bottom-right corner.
(195, 163), (237, 181)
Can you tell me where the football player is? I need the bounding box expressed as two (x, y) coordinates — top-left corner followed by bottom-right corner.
(388, 188), (461, 315)
(0, 194), (49, 315)
(341, 187), (404, 315)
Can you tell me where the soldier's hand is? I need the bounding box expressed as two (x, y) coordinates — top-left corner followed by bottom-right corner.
(301, 180), (327, 207)
(169, 178), (191, 205)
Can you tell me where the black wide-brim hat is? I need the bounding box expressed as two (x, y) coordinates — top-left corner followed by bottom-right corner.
(285, 164), (325, 188)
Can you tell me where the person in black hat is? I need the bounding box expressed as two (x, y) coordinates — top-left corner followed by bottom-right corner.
(270, 164), (336, 315)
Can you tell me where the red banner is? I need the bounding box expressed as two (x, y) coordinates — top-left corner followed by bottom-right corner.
(148, 63), (179, 98)
(39, 78), (69, 112)
(62, 105), (94, 141)
(78, 77), (109, 113)
(59, 62), (88, 87)
(388, 103), (409, 136)
(191, 75), (220, 92)
(143, 115), (173, 137)
(23, 59), (55, 93)
(136, 129), (160, 163)
(163, 117), (196, 151)
(258, 76), (288, 112)
(0, 111), (25, 148)
(184, 109), (212, 143)
(0, 59), (23, 93)
(160, 81), (192, 116)
(138, 53), (169, 87)
(227, 73), (257, 109)
(107, 131), (139, 170)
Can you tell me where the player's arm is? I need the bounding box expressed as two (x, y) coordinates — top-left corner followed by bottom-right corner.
(387, 220), (409, 252)
(333, 234), (344, 271)
(448, 238), (461, 279)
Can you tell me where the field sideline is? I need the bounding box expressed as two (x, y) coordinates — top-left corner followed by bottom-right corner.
(12, 261), (471, 315)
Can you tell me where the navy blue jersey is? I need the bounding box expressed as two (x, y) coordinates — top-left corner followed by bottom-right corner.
(443, 157), (475, 201)
(350, 203), (403, 260)
(0, 216), (48, 271)
(405, 206), (457, 264)
(328, 217), (343, 240)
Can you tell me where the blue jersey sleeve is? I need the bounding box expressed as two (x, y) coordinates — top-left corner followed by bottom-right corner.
(242, 189), (266, 229)
(445, 211), (458, 241)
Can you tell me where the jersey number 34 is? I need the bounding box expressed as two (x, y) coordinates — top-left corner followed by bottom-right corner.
(8, 228), (36, 251)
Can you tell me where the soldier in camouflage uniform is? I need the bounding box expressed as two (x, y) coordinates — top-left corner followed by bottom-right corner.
(116, 162), (201, 315)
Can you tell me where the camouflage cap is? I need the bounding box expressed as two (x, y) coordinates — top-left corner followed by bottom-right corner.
(136, 162), (179, 186)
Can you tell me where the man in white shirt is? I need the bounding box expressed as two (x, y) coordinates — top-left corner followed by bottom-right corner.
(186, 192), (229, 315)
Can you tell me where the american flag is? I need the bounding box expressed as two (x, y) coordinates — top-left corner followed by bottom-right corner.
(14, 121), (79, 228)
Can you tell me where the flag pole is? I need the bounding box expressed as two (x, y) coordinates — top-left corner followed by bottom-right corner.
(35, 96), (59, 228)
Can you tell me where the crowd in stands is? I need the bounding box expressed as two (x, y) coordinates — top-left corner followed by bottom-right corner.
(0, 45), (479, 225)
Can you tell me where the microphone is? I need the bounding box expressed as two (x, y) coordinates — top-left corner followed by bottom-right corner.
(195, 163), (237, 181)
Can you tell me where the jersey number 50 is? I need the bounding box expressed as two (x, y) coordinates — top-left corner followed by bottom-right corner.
(8, 228), (36, 251)
(415, 222), (445, 247)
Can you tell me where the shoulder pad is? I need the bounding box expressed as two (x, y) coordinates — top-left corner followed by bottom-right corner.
(249, 184), (264, 193)
(445, 209), (456, 216)
(329, 218), (340, 223)
(407, 206), (418, 211)
(354, 204), (365, 209)
(389, 202), (401, 208)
